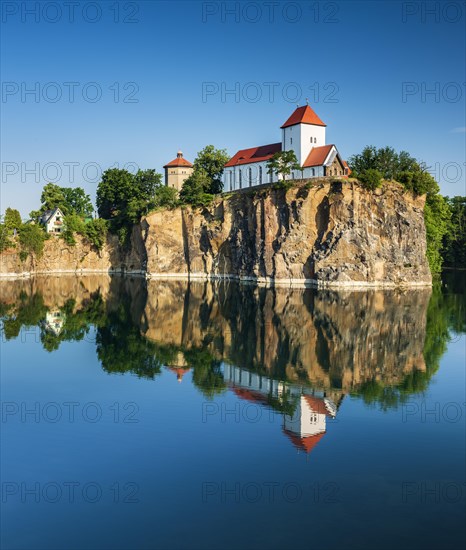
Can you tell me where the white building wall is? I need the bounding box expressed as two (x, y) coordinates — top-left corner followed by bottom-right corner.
(283, 396), (327, 437)
(302, 165), (325, 179)
(282, 124), (326, 165)
(224, 161), (279, 192)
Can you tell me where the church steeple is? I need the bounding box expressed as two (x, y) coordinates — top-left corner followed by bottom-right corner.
(281, 104), (327, 165)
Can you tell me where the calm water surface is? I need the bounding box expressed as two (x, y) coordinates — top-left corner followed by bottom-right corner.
(1, 274), (465, 550)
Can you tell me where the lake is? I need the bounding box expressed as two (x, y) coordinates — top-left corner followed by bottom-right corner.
(1, 273), (465, 550)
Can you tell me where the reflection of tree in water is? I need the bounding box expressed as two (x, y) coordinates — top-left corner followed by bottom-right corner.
(96, 301), (164, 380)
(0, 275), (464, 406)
(354, 277), (465, 409)
(1, 291), (47, 340)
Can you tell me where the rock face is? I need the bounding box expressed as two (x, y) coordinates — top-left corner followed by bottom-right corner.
(0, 227), (145, 277)
(143, 180), (432, 287)
(0, 180), (432, 287)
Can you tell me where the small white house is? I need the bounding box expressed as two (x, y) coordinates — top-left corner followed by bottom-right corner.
(223, 104), (350, 192)
(40, 208), (65, 234)
(43, 311), (65, 335)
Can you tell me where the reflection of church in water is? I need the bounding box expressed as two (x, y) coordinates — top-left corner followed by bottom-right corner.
(223, 365), (339, 455)
(166, 358), (341, 455)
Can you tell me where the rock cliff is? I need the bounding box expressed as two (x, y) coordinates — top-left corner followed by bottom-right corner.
(0, 180), (432, 287)
(143, 180), (431, 287)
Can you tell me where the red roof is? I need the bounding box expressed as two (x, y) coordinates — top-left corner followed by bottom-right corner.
(303, 395), (330, 416)
(224, 143), (281, 167)
(283, 429), (326, 454)
(167, 366), (191, 382)
(302, 144), (335, 168)
(281, 105), (326, 129)
(230, 386), (269, 404)
(163, 152), (193, 169)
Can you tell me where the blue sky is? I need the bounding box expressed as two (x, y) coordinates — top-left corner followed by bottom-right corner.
(1, 0), (465, 217)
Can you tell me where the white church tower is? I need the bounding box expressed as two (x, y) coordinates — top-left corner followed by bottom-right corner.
(281, 104), (327, 165)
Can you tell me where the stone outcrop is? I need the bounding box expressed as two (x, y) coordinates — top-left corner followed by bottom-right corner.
(143, 180), (431, 287)
(0, 180), (432, 287)
(0, 227), (145, 277)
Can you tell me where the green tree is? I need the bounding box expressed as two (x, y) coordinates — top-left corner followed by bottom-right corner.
(358, 168), (383, 190)
(30, 184), (94, 219)
(96, 168), (163, 241)
(151, 186), (179, 209)
(62, 213), (86, 245)
(349, 146), (418, 181)
(18, 223), (47, 260)
(0, 223), (13, 252)
(424, 193), (451, 273)
(193, 145), (230, 194)
(84, 218), (109, 251)
(443, 196), (466, 268)
(266, 150), (300, 181)
(179, 170), (214, 206)
(4, 208), (22, 232)
(62, 187), (93, 217)
(40, 183), (67, 213)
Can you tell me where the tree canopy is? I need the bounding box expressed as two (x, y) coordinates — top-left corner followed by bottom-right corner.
(192, 145), (230, 194)
(266, 150), (300, 181)
(96, 168), (163, 242)
(30, 183), (93, 219)
(179, 169), (214, 207)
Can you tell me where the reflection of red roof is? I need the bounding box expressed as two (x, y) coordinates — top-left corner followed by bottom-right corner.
(281, 105), (326, 129)
(224, 143), (281, 167)
(303, 395), (330, 415)
(302, 145), (334, 167)
(283, 429), (326, 454)
(230, 386), (269, 404)
(167, 366), (191, 382)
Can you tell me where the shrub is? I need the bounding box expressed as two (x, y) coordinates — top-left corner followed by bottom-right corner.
(0, 224), (14, 252)
(358, 169), (383, 190)
(84, 218), (108, 251)
(396, 170), (438, 196)
(151, 186), (179, 209)
(18, 224), (46, 259)
(62, 214), (86, 246)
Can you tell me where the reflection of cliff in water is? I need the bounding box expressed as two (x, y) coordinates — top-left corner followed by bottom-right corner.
(142, 280), (433, 393)
(1, 275), (463, 407)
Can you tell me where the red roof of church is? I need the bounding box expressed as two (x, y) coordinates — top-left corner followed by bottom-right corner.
(303, 395), (331, 415)
(283, 429), (326, 454)
(281, 105), (326, 129)
(224, 143), (282, 167)
(230, 386), (269, 404)
(302, 144), (335, 167)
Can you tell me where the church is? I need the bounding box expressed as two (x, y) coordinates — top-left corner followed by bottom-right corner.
(222, 104), (349, 192)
